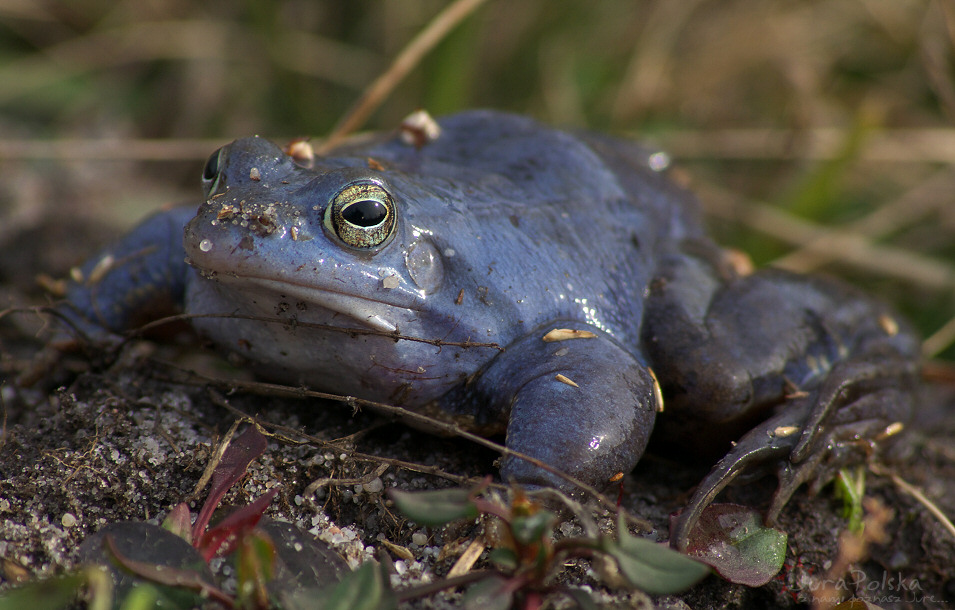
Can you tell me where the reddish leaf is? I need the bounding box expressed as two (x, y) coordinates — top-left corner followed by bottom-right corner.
(197, 487), (280, 561)
(162, 502), (193, 543)
(192, 425), (269, 542)
(462, 574), (514, 610)
(674, 503), (787, 587)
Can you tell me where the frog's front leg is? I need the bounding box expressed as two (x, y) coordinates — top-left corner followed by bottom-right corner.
(55, 206), (196, 343)
(472, 323), (660, 495)
(641, 249), (920, 550)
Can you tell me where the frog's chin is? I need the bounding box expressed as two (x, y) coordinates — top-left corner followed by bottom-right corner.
(222, 275), (403, 333)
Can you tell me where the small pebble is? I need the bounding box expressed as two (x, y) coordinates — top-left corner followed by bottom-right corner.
(363, 477), (384, 493)
(61, 513), (77, 528)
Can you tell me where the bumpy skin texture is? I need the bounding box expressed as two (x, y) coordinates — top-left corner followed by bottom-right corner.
(58, 111), (920, 548)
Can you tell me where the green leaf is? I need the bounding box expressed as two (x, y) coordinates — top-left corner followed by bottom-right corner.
(835, 467), (866, 535)
(510, 511), (556, 547)
(462, 575), (513, 610)
(288, 561), (397, 610)
(780, 107), (876, 220)
(116, 584), (161, 610)
(77, 523), (216, 609)
(487, 548), (518, 571)
(85, 567), (114, 610)
(558, 586), (599, 610)
(388, 488), (479, 526)
(601, 514), (709, 594)
(235, 530), (275, 609)
(161, 503), (193, 543)
(0, 573), (86, 610)
(731, 526), (787, 578)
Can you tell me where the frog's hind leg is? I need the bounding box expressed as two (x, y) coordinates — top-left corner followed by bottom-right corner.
(641, 251), (920, 550)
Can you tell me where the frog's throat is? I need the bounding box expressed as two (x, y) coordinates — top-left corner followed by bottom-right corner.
(220, 275), (401, 333)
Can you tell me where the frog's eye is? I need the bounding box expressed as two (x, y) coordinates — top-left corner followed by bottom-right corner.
(201, 147), (226, 196)
(324, 182), (396, 249)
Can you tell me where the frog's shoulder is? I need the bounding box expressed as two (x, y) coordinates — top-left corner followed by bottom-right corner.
(574, 129), (704, 240)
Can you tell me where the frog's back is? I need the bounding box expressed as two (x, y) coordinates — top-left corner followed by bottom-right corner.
(344, 110), (702, 234)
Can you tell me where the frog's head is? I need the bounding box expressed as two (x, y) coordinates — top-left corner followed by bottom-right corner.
(182, 136), (496, 407)
(187, 136), (443, 331)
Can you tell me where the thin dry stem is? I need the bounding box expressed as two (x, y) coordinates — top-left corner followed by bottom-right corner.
(923, 315), (955, 359)
(657, 128), (955, 163)
(699, 183), (955, 291)
(872, 464), (955, 540)
(152, 359), (647, 525)
(185, 418), (241, 504)
(0, 138), (222, 161)
(129, 311), (502, 352)
(319, 0), (488, 153)
(4, 128), (955, 164)
(771, 168), (955, 273)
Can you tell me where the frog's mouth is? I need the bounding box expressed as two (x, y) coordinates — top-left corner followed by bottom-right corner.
(217, 274), (403, 333)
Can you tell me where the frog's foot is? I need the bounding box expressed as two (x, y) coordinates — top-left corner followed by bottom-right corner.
(474, 323), (660, 497)
(669, 361), (914, 551)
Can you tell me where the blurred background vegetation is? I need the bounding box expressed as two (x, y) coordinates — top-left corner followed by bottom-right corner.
(1, 0), (954, 359)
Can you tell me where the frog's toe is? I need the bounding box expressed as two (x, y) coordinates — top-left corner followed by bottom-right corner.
(789, 358), (916, 463)
(771, 387), (912, 520)
(49, 306), (125, 348)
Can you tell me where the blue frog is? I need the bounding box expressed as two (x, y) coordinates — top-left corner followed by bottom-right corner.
(56, 111), (919, 548)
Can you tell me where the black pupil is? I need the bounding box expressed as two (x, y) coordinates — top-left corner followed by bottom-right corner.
(342, 200), (387, 227)
(202, 150), (220, 181)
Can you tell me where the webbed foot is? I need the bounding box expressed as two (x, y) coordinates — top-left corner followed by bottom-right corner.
(669, 357), (916, 550)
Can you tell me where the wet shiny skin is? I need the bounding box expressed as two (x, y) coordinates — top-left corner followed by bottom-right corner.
(60, 111), (919, 547)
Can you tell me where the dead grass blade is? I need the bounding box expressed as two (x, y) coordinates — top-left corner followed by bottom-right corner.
(318, 0), (488, 153)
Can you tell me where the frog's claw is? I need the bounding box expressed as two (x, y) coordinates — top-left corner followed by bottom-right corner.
(669, 365), (915, 551)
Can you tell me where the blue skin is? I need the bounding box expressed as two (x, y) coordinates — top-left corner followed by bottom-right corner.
(59, 111), (920, 548)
